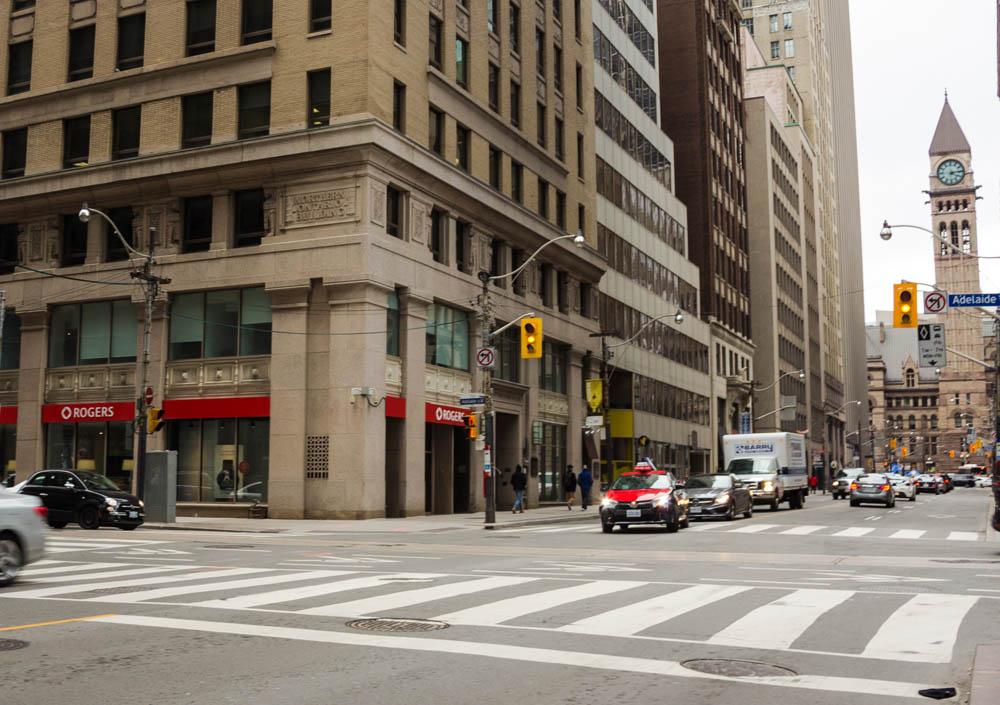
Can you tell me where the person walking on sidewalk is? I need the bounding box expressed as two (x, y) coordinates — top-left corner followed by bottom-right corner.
(511, 465), (527, 513)
(578, 465), (593, 510)
(809, 474), (818, 494)
(563, 465), (577, 509)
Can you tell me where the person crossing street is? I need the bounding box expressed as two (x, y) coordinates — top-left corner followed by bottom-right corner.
(578, 465), (593, 510)
(511, 465), (527, 513)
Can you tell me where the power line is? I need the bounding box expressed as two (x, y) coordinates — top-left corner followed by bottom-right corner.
(1, 260), (135, 286)
(167, 310), (467, 338)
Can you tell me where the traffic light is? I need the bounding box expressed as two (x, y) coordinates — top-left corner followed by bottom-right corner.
(464, 413), (478, 439)
(147, 406), (166, 434)
(520, 317), (542, 358)
(893, 283), (917, 328)
(901, 447), (908, 457)
(889, 438), (897, 450)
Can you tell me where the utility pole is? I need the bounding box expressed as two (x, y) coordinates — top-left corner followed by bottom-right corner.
(478, 271), (495, 525)
(993, 319), (1000, 515)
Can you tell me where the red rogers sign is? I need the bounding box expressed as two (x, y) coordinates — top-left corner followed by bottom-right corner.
(425, 402), (467, 426)
(42, 402), (136, 424)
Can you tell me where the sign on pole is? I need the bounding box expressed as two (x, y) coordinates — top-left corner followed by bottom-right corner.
(739, 411), (751, 433)
(917, 323), (946, 367)
(475, 346), (496, 368)
(947, 293), (1000, 307)
(924, 291), (948, 314)
(459, 395), (487, 406)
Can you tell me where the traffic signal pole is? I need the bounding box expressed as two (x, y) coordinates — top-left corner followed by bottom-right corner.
(477, 271), (496, 525)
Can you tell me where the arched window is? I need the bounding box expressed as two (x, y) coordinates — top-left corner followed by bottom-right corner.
(937, 201), (943, 211)
(954, 412), (962, 428)
(931, 415), (938, 429)
(962, 220), (971, 253)
(951, 221), (959, 249)
(940, 222), (949, 256)
(896, 415), (903, 427)
(905, 369), (915, 387)
(921, 415), (927, 428)
(962, 199), (968, 210)
(908, 415), (915, 430)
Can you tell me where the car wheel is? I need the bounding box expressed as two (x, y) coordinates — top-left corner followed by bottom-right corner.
(725, 504), (736, 521)
(744, 502), (753, 519)
(48, 520), (68, 529)
(0, 538), (23, 587)
(665, 520), (679, 533)
(909, 492), (916, 502)
(78, 505), (101, 530)
(119, 525), (139, 531)
(850, 500), (859, 507)
(601, 521), (613, 534)
(680, 516), (690, 529)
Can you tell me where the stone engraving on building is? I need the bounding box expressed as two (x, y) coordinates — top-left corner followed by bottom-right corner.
(44, 218), (59, 265)
(371, 185), (386, 226)
(455, 7), (469, 35)
(165, 204), (180, 247)
(410, 200), (427, 244)
(262, 189), (276, 236)
(284, 188), (357, 225)
(15, 224), (27, 266)
(428, 0), (442, 15)
(488, 35), (500, 62)
(471, 229), (491, 273)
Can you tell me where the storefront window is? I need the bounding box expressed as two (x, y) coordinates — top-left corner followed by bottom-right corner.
(1, 313), (20, 370)
(171, 421), (202, 501)
(494, 326), (520, 383)
(44, 421), (132, 489)
(169, 287), (271, 360)
(539, 341), (567, 393)
(539, 422), (566, 501)
(49, 300), (136, 367)
(167, 417), (269, 502)
(425, 303), (468, 370)
(0, 424), (16, 483)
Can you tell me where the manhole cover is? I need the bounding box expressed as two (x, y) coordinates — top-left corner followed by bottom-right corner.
(0, 639), (29, 652)
(681, 659), (796, 678)
(84, 586), (156, 595)
(346, 618), (448, 633)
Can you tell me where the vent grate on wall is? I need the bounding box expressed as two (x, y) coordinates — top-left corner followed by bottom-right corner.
(306, 435), (329, 479)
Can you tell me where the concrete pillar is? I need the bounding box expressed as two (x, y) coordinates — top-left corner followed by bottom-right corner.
(399, 289), (431, 516)
(14, 310), (47, 481)
(144, 297), (170, 454)
(84, 218), (103, 265)
(567, 349), (584, 473)
(210, 191), (231, 251)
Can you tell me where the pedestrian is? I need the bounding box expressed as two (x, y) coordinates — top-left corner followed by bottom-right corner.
(563, 465), (577, 509)
(809, 474), (818, 494)
(511, 465), (527, 514)
(578, 465), (593, 510)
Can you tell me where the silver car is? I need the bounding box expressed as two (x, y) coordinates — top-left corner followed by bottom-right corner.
(850, 473), (896, 508)
(0, 487), (47, 586)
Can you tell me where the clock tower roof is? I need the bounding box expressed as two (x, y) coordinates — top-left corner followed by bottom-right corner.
(929, 97), (971, 156)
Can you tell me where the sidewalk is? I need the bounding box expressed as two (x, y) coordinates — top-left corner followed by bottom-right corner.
(139, 504), (600, 534)
(971, 643), (1000, 705)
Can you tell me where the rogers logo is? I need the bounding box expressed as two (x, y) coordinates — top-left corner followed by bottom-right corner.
(60, 407), (72, 420)
(59, 405), (115, 421)
(435, 407), (465, 423)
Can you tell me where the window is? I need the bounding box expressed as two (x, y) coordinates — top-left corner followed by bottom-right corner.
(386, 186), (403, 238)
(456, 37), (469, 88)
(238, 81), (270, 139)
(430, 209), (446, 264)
(489, 145), (501, 189)
(7, 41), (32, 94)
(580, 282), (592, 317)
(488, 0), (498, 33)
(905, 369), (915, 387)
(540, 263), (552, 306)
(63, 116), (90, 169)
(116, 13), (145, 70)
(539, 341), (567, 393)
(68, 25), (95, 81)
(574, 0), (581, 39)
(386, 291), (400, 356)
(555, 117), (564, 159)
(511, 161), (523, 204)
(576, 132), (584, 178)
(538, 178), (549, 218)
(1, 129), (27, 179)
(536, 102), (546, 147)
(182, 195), (213, 252)
(186, 0), (216, 56)
(429, 14), (443, 68)
(456, 124), (470, 171)
(49, 300), (137, 367)
(510, 81), (521, 126)
(488, 63), (500, 112)
(310, 0), (332, 32)
(510, 3), (521, 53)
(556, 190), (566, 229)
(510, 248), (526, 295)
(182, 92), (213, 148)
(307, 69), (330, 128)
(455, 220), (469, 272)
(392, 81), (406, 131)
(425, 303), (469, 370)
(60, 215), (88, 268)
(783, 12), (792, 29)
(169, 288), (271, 360)
(241, 0), (272, 45)
(489, 238), (502, 280)
(788, 66), (795, 83)
(575, 63), (582, 109)
(234, 189), (265, 247)
(577, 204), (585, 237)
(105, 207), (134, 263)
(12, 1), (34, 10)
(770, 41), (779, 59)
(494, 327), (520, 383)
(557, 270), (568, 313)
(553, 45), (563, 92)
(553, 0), (562, 22)
(743, 18), (753, 35)
(784, 39), (794, 58)
(0, 304), (19, 366)
(429, 106), (444, 155)
(394, 0), (405, 45)
(112, 106), (141, 161)
(769, 14), (778, 32)
(535, 29), (545, 77)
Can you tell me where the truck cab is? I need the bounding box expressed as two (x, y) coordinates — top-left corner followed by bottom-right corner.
(722, 433), (808, 511)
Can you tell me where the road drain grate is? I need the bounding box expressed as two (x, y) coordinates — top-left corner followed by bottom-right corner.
(681, 659), (796, 678)
(0, 639), (29, 652)
(347, 618), (449, 633)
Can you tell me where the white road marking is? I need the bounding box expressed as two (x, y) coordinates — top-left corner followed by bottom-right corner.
(297, 575), (537, 617)
(862, 515), (883, 522)
(435, 580), (647, 626)
(947, 532), (979, 541)
(888, 530), (925, 540)
(861, 593), (979, 663)
(707, 589), (854, 650)
(560, 584), (751, 636)
(969, 589), (1000, 593)
(0, 567), (260, 600)
(779, 525), (824, 535)
(726, 523), (779, 534)
(683, 522), (726, 531)
(92, 614), (940, 699)
(24, 566), (180, 583)
(88, 570), (349, 604)
(703, 579), (831, 587)
(22, 562), (123, 576)
(832, 527), (875, 537)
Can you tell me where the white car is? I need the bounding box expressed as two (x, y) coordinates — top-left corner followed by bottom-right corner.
(0, 487), (47, 586)
(889, 475), (917, 501)
(975, 475), (993, 488)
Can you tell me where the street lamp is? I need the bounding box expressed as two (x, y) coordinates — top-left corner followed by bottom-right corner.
(606, 309), (685, 350)
(752, 369), (805, 393)
(880, 221), (1000, 259)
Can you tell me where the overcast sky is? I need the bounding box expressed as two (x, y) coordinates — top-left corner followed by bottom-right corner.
(851, 1), (1000, 321)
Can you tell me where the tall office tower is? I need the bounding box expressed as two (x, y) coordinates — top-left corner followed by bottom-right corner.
(592, 0), (717, 478)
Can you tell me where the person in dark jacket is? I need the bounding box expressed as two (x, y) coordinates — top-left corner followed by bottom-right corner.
(563, 466), (577, 509)
(578, 465), (594, 510)
(511, 465), (527, 513)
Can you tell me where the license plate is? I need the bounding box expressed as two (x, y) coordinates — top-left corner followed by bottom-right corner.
(626, 509), (641, 518)
(689, 506), (702, 514)
(128, 511), (138, 518)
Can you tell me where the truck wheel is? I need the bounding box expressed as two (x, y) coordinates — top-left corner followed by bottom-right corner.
(770, 499), (779, 511)
(790, 491), (803, 509)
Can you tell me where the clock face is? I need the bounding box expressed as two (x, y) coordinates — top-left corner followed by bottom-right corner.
(937, 159), (965, 186)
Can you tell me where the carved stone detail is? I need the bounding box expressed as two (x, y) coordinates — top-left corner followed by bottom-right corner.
(284, 187), (357, 225)
(428, 0), (443, 15)
(262, 189), (276, 236)
(538, 390), (570, 420)
(371, 184), (386, 226)
(455, 6), (469, 35)
(70, 0), (96, 22)
(385, 358), (403, 396)
(536, 78), (546, 102)
(488, 35), (500, 61)
(165, 204), (180, 247)
(410, 200), (427, 244)
(471, 228), (492, 274)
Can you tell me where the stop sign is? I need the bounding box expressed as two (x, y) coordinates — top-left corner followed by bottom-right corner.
(144, 387), (154, 406)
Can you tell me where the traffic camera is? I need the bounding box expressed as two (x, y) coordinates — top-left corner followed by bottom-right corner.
(520, 317), (542, 358)
(893, 283), (917, 328)
(147, 406), (166, 434)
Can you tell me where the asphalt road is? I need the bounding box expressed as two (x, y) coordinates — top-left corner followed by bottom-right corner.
(2, 487), (997, 705)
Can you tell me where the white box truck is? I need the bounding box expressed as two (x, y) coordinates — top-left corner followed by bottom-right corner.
(722, 433), (809, 510)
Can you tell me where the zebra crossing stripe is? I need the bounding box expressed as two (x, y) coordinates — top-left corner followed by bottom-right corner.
(2, 567), (260, 600)
(861, 593), (979, 663)
(87, 570), (351, 604)
(832, 527), (875, 537)
(23, 563), (124, 576)
(947, 531), (978, 541)
(888, 530), (925, 540)
(26, 566), (181, 584)
(727, 523), (780, 534)
(707, 589), (854, 650)
(779, 525), (824, 535)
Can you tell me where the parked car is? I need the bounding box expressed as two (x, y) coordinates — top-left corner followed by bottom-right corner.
(0, 487), (47, 586)
(889, 475), (917, 501)
(682, 473), (753, 521)
(935, 473), (953, 492)
(915, 474), (944, 494)
(850, 473), (895, 508)
(949, 473), (975, 488)
(975, 475), (994, 488)
(831, 468), (865, 500)
(600, 461), (689, 533)
(18, 469), (144, 530)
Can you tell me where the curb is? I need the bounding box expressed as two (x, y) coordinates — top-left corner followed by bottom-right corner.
(138, 524), (285, 534)
(970, 642), (1000, 705)
(484, 513), (599, 530)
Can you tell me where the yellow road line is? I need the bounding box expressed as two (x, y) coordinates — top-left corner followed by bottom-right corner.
(0, 614), (117, 632)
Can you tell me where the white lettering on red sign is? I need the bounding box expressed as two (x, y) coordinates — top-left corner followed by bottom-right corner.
(59, 405), (116, 421)
(435, 406), (465, 424)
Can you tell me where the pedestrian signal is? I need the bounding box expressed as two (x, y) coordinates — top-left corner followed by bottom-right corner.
(893, 283), (917, 328)
(464, 413), (478, 439)
(949, 450), (955, 458)
(147, 406), (166, 434)
(901, 447), (908, 457)
(520, 317), (542, 358)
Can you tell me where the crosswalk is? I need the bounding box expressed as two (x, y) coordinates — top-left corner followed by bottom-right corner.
(45, 536), (169, 553)
(5, 559), (988, 665)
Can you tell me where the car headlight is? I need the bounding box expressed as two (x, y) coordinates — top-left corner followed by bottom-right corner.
(105, 497), (119, 508)
(713, 493), (731, 504)
(677, 497), (690, 506)
(601, 498), (617, 509)
(832, 481), (840, 487)
(654, 495), (670, 507)
(138, 500), (145, 508)
(762, 481), (775, 491)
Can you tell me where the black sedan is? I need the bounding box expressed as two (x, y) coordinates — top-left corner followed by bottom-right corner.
(682, 473), (753, 521)
(19, 469), (144, 530)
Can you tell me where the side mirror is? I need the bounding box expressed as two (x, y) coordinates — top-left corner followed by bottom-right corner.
(3, 475), (13, 488)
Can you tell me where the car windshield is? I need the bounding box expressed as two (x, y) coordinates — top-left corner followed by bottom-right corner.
(611, 473), (672, 490)
(728, 458), (778, 475)
(859, 474), (887, 484)
(74, 471), (121, 491)
(836, 469), (863, 479)
(684, 475), (732, 489)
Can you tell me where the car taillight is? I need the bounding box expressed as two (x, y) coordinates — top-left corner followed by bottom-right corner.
(880, 484), (891, 491)
(33, 506), (48, 519)
(850, 483), (858, 490)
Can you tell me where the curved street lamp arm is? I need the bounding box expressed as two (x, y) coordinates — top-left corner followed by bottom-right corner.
(753, 369), (804, 394)
(607, 310), (684, 348)
(489, 232), (584, 283)
(754, 404), (795, 423)
(79, 203), (150, 268)
(882, 222), (1000, 260)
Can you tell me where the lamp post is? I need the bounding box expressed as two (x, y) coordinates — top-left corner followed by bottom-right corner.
(79, 203), (170, 500)
(749, 369), (804, 432)
(479, 231), (584, 524)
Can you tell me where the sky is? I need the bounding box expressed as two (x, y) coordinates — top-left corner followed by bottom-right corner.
(851, 1), (1000, 322)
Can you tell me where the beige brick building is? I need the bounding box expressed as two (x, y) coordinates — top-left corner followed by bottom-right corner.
(0, 0), (604, 518)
